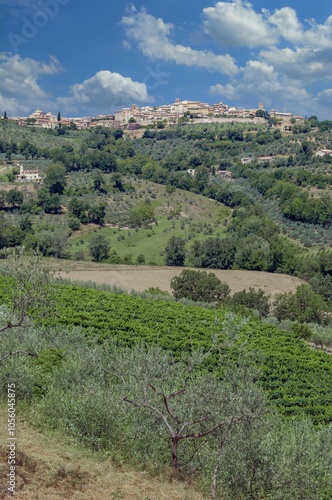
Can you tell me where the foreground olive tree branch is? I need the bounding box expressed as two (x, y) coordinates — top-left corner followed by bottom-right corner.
(0, 350), (39, 362)
(104, 344), (251, 475)
(0, 248), (59, 360)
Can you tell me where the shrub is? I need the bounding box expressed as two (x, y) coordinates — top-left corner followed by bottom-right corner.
(88, 234), (110, 262)
(273, 285), (329, 325)
(136, 254), (146, 264)
(170, 269), (230, 303)
(231, 287), (270, 317)
(68, 217), (81, 231)
(165, 236), (186, 266)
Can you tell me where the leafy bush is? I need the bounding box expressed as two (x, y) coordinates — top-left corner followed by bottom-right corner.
(165, 236), (186, 266)
(273, 285), (329, 325)
(88, 234), (110, 262)
(68, 217), (81, 231)
(171, 269), (230, 304)
(231, 287), (271, 317)
(127, 202), (155, 228)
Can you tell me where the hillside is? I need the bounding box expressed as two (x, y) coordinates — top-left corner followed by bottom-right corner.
(0, 252), (332, 499)
(0, 410), (204, 500)
(0, 275), (330, 423)
(65, 179), (231, 265)
(1, 120), (331, 314)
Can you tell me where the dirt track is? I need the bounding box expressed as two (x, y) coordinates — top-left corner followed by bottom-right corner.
(45, 260), (306, 296)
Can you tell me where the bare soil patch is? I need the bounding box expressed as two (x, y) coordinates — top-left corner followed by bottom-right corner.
(46, 260), (305, 296)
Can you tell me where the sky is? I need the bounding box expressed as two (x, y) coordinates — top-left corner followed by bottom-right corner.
(0, 0), (331, 119)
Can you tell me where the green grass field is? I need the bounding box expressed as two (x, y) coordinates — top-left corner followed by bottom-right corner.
(68, 181), (231, 265)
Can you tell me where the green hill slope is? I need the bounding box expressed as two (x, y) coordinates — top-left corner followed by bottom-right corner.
(1, 278), (330, 424)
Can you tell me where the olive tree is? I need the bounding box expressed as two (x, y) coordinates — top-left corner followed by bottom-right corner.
(103, 338), (267, 490)
(0, 249), (59, 361)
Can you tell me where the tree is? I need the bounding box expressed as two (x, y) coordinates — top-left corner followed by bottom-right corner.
(0, 211), (9, 249)
(112, 128), (124, 140)
(6, 189), (23, 208)
(165, 183), (176, 194)
(4, 111), (7, 120)
(57, 111), (61, 122)
(5, 143), (17, 160)
(255, 109), (270, 120)
(36, 230), (69, 258)
(28, 143), (38, 159)
(273, 285), (328, 324)
(188, 237), (236, 269)
(318, 120), (332, 132)
(136, 253), (145, 264)
(111, 172), (124, 192)
(68, 217), (81, 231)
(93, 171), (107, 193)
(6, 226), (25, 247)
(104, 340), (267, 484)
(0, 190), (7, 210)
(127, 202), (155, 228)
(68, 197), (90, 223)
(89, 202), (106, 225)
(0, 249), (59, 361)
(88, 234), (110, 262)
(37, 188), (61, 214)
(44, 164), (67, 194)
(231, 287), (271, 316)
(233, 235), (272, 271)
(165, 236), (186, 266)
(19, 215), (34, 234)
(170, 269), (230, 303)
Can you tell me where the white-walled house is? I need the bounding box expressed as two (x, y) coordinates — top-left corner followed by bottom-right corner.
(15, 164), (43, 183)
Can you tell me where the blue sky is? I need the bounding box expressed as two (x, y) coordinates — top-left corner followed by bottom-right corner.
(1, 0), (331, 118)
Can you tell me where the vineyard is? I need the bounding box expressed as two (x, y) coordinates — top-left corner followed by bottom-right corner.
(0, 277), (331, 425)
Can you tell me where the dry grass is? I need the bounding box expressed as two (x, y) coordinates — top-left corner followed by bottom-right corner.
(45, 259), (305, 297)
(0, 411), (206, 500)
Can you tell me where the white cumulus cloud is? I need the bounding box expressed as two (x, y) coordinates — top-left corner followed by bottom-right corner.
(209, 60), (312, 113)
(0, 52), (62, 115)
(121, 7), (239, 76)
(204, 2), (332, 117)
(259, 46), (332, 84)
(209, 83), (239, 100)
(269, 8), (332, 48)
(57, 70), (153, 115)
(203, 2), (332, 50)
(203, 0), (278, 48)
(316, 89), (332, 109)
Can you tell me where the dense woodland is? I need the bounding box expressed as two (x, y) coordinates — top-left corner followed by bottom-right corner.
(0, 118), (332, 498)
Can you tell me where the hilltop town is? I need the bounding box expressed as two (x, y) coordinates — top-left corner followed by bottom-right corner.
(5, 98), (306, 131)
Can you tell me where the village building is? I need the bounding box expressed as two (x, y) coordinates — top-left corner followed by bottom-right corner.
(9, 101), (298, 130)
(314, 149), (332, 157)
(15, 164), (43, 183)
(270, 110), (293, 121)
(216, 170), (232, 179)
(241, 157), (254, 165)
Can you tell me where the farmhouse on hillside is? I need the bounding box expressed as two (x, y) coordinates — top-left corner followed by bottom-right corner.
(15, 164), (43, 183)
